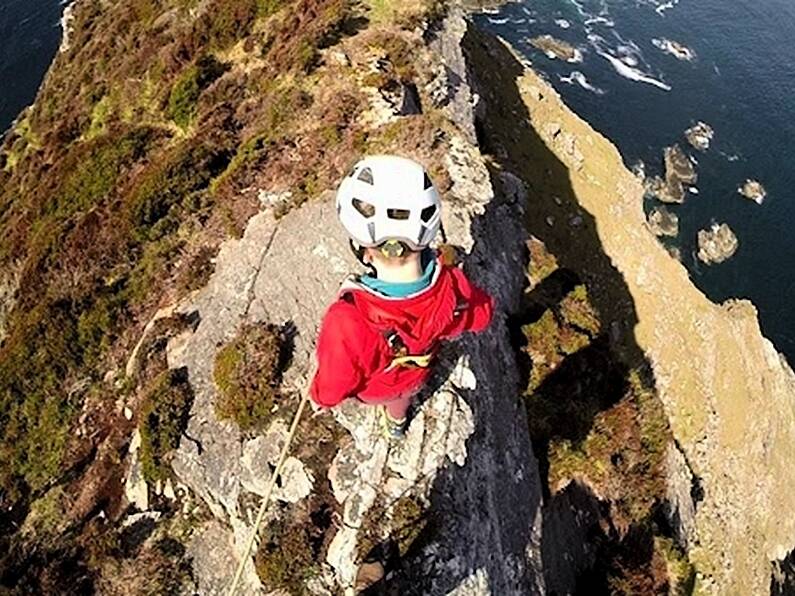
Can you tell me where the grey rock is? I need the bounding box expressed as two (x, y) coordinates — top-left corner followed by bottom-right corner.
(647, 206), (679, 237)
(166, 11), (545, 595)
(685, 121), (714, 151)
(738, 179), (766, 205)
(697, 222), (739, 264)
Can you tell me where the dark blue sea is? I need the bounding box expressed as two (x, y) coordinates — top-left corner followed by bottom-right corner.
(475, 0), (795, 364)
(1, 0), (793, 364)
(0, 0), (65, 131)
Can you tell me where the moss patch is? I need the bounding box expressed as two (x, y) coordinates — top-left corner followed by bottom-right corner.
(139, 368), (194, 483)
(213, 323), (288, 431)
(254, 515), (321, 592)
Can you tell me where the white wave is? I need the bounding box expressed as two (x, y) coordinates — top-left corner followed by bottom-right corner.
(596, 50), (672, 91)
(555, 19), (572, 29)
(559, 71), (606, 95)
(487, 17), (509, 25)
(568, 0), (591, 19)
(652, 38), (696, 61)
(655, 0), (680, 15)
(585, 15), (615, 27)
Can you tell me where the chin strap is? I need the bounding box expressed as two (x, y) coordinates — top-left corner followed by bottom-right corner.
(378, 239), (408, 258)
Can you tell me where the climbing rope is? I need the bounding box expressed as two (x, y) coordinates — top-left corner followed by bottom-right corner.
(226, 389), (312, 596)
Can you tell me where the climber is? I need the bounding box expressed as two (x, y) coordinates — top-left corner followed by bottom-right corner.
(310, 155), (494, 439)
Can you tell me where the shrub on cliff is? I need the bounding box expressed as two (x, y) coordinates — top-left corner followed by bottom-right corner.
(213, 323), (287, 431)
(139, 368), (194, 483)
(167, 56), (226, 128)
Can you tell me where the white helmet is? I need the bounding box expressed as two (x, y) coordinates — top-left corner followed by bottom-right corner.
(336, 155), (442, 251)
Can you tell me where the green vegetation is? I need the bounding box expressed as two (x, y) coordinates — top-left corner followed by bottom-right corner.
(129, 138), (231, 240)
(46, 128), (154, 220)
(167, 56), (226, 128)
(213, 323), (285, 431)
(254, 517), (320, 591)
(357, 494), (429, 564)
(139, 368), (194, 483)
(657, 536), (697, 596)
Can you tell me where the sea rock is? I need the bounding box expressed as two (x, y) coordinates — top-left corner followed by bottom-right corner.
(647, 206), (679, 237)
(530, 35), (582, 63)
(738, 179), (766, 204)
(645, 175), (684, 204)
(697, 222), (739, 264)
(664, 144), (697, 186)
(647, 144), (697, 204)
(685, 121), (714, 151)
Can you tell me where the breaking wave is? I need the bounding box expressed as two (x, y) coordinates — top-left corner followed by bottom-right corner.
(559, 71), (605, 94)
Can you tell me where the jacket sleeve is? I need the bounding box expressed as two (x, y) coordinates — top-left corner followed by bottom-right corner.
(444, 267), (495, 338)
(310, 301), (366, 408)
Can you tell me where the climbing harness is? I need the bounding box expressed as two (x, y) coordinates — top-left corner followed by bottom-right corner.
(226, 388), (311, 596)
(382, 329), (434, 372)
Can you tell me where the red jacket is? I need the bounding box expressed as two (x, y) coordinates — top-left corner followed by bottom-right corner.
(310, 256), (494, 408)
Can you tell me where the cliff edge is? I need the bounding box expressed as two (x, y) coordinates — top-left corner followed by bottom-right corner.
(0, 1), (793, 595)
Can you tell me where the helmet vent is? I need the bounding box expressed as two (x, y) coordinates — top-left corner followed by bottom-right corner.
(352, 198), (375, 218)
(420, 205), (437, 222)
(357, 167), (374, 185)
(423, 172), (433, 190)
(387, 208), (411, 220)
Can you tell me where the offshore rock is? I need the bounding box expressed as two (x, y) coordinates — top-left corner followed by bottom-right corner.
(738, 179), (766, 204)
(530, 35), (582, 63)
(697, 222), (739, 265)
(646, 175), (684, 204)
(648, 144), (697, 204)
(647, 206), (679, 237)
(685, 121), (714, 151)
(665, 144), (697, 186)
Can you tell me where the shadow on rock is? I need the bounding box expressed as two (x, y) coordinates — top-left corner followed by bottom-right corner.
(462, 21), (679, 596)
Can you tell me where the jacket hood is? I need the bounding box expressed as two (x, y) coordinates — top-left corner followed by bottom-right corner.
(338, 257), (458, 349)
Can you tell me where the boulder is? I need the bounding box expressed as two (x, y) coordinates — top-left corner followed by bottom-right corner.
(697, 222), (739, 264)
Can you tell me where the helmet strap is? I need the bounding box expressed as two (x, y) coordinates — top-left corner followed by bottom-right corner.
(349, 239), (376, 275)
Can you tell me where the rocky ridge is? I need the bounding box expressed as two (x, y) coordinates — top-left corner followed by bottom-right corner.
(1, 1), (794, 594)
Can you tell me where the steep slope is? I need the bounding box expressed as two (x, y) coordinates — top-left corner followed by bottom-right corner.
(464, 25), (795, 595)
(1, 0), (794, 594)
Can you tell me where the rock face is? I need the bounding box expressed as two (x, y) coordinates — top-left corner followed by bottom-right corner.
(509, 57), (795, 594)
(697, 222), (739, 264)
(164, 11), (544, 595)
(6, 3), (795, 595)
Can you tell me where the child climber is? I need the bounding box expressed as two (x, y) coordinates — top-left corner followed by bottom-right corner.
(310, 155), (494, 439)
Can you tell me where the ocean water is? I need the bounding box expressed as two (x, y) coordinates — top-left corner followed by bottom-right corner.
(475, 0), (795, 364)
(0, 0), (65, 132)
